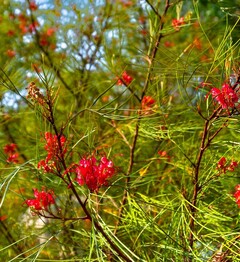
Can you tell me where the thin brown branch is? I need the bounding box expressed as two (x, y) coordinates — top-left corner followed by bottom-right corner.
(207, 121), (227, 145)
(188, 108), (226, 259)
(44, 93), (134, 262)
(141, 0), (170, 99)
(114, 0), (171, 235)
(145, 0), (162, 21)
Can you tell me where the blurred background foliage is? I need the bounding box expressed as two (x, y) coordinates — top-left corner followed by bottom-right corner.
(0, 0), (240, 261)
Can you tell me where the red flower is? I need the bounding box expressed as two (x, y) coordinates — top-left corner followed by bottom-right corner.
(38, 28), (56, 48)
(211, 83), (238, 110)
(4, 143), (17, 154)
(6, 50), (16, 58)
(141, 96), (156, 112)
(233, 185), (240, 208)
(3, 143), (19, 163)
(29, 1), (38, 11)
(227, 160), (238, 172)
(117, 71), (133, 86)
(216, 157), (238, 173)
(44, 132), (67, 162)
(39, 36), (49, 46)
(7, 153), (19, 164)
(172, 17), (185, 31)
(18, 13), (27, 22)
(38, 159), (56, 173)
(17, 14), (28, 34)
(19, 24), (28, 34)
(28, 21), (39, 33)
(217, 157), (227, 171)
(46, 28), (56, 37)
(25, 188), (55, 211)
(38, 132), (67, 173)
(75, 156), (115, 192)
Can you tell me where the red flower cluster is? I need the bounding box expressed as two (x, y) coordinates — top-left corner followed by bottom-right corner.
(141, 96), (156, 113)
(38, 132), (67, 173)
(217, 157), (238, 173)
(39, 28), (56, 49)
(44, 132), (67, 161)
(233, 185), (240, 208)
(211, 83), (239, 110)
(117, 71), (133, 86)
(29, 1), (38, 11)
(25, 188), (55, 211)
(18, 13), (39, 34)
(172, 17), (185, 31)
(74, 156), (115, 192)
(3, 143), (19, 163)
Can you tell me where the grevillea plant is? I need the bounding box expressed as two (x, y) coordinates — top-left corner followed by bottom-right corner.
(0, 0), (240, 261)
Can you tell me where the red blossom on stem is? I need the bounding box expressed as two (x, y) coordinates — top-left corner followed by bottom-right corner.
(74, 156), (115, 192)
(6, 153), (19, 163)
(4, 143), (17, 154)
(211, 83), (239, 110)
(17, 13), (39, 34)
(233, 185), (240, 208)
(227, 160), (238, 172)
(117, 71), (133, 86)
(217, 157), (227, 170)
(39, 28), (56, 49)
(28, 21), (39, 33)
(29, 1), (38, 11)
(46, 28), (56, 36)
(38, 159), (56, 173)
(44, 132), (67, 162)
(217, 157), (238, 173)
(141, 96), (156, 113)
(18, 14), (28, 34)
(3, 143), (19, 163)
(25, 188), (55, 211)
(38, 132), (67, 173)
(172, 17), (185, 31)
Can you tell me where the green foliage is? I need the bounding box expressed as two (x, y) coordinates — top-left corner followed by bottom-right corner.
(0, 0), (240, 261)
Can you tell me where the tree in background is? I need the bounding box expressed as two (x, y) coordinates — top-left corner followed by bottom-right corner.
(0, 0), (240, 261)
